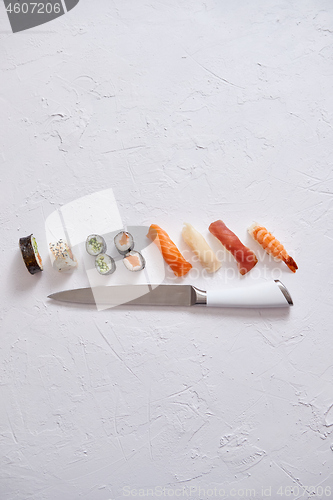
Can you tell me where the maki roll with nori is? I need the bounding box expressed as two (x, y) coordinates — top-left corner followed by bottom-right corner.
(19, 234), (43, 275)
(95, 253), (116, 275)
(114, 231), (134, 255)
(123, 251), (145, 272)
(86, 234), (107, 256)
(49, 240), (78, 272)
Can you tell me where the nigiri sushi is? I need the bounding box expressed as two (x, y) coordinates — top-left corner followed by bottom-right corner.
(209, 220), (258, 275)
(182, 223), (221, 273)
(19, 234), (43, 275)
(147, 224), (192, 277)
(248, 223), (298, 273)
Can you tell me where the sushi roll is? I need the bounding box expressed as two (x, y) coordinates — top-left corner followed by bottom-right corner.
(95, 253), (116, 275)
(86, 234), (107, 256)
(49, 239), (78, 272)
(19, 234), (43, 275)
(114, 231), (134, 255)
(123, 251), (145, 272)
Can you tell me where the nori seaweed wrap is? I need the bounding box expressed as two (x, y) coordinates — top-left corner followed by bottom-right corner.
(19, 234), (43, 275)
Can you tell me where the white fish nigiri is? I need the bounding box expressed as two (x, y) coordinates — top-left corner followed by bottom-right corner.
(182, 223), (221, 273)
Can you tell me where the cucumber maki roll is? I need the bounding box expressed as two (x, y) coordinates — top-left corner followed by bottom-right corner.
(123, 251), (145, 272)
(19, 234), (43, 275)
(95, 253), (116, 275)
(86, 234), (107, 256)
(114, 231), (134, 255)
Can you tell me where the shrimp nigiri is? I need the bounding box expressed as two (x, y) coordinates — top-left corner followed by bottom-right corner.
(147, 224), (192, 277)
(248, 223), (298, 273)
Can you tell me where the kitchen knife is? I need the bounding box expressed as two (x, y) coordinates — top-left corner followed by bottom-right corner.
(48, 280), (293, 308)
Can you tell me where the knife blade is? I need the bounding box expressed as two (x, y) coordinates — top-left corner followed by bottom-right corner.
(48, 280), (293, 308)
(48, 284), (197, 307)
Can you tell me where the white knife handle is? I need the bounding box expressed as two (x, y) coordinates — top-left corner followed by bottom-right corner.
(205, 280), (293, 308)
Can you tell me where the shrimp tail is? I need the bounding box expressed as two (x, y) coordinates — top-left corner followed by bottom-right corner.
(283, 255), (298, 273)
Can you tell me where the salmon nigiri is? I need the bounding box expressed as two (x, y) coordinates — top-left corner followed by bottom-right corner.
(147, 224), (192, 277)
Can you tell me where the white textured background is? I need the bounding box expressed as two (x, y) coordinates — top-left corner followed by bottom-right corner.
(1, 1), (333, 499)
